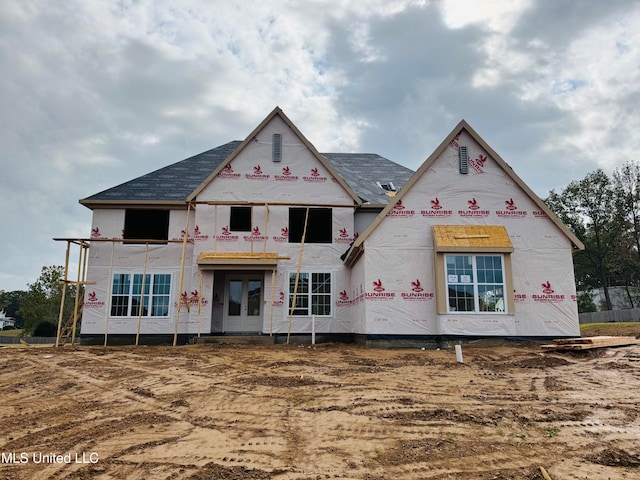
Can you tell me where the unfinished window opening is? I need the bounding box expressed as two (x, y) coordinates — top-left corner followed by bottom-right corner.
(289, 272), (332, 316)
(272, 133), (282, 162)
(230, 206), (252, 232)
(459, 146), (468, 174)
(123, 209), (169, 243)
(288, 208), (332, 243)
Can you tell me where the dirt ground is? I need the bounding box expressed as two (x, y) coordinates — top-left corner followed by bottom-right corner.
(1, 326), (639, 480)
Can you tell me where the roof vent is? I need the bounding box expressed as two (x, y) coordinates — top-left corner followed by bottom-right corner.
(272, 134), (282, 162)
(459, 146), (468, 174)
(376, 181), (396, 192)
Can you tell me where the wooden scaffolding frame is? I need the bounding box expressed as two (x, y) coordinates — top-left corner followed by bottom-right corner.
(54, 197), (350, 346)
(53, 237), (193, 347)
(53, 239), (93, 347)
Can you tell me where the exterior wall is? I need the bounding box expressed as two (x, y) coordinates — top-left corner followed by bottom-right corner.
(354, 209), (380, 238)
(82, 114), (362, 337)
(80, 115), (580, 339)
(191, 112), (360, 334)
(359, 130), (580, 337)
(81, 209), (197, 335)
(189, 205), (356, 334)
(361, 247), (439, 335)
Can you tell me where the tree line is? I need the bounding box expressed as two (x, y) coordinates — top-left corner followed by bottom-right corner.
(0, 266), (80, 336)
(545, 160), (640, 312)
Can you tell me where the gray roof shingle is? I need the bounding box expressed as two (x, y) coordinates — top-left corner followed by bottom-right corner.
(81, 141), (242, 204)
(322, 153), (414, 204)
(81, 142), (414, 206)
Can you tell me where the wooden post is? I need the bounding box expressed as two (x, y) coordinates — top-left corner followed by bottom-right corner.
(104, 242), (115, 347)
(135, 243), (149, 346)
(69, 242), (85, 346)
(197, 272), (203, 338)
(74, 241), (89, 343)
(213, 205), (218, 252)
(174, 203), (191, 346)
(264, 204), (269, 254)
(287, 207), (309, 344)
(55, 241), (71, 347)
(269, 269), (276, 336)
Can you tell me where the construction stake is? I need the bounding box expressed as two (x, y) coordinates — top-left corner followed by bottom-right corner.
(539, 466), (553, 480)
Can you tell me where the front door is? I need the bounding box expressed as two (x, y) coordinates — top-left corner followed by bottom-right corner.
(223, 275), (263, 333)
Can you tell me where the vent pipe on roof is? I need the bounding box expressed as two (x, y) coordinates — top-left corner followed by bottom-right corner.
(459, 146), (468, 174)
(272, 133), (282, 162)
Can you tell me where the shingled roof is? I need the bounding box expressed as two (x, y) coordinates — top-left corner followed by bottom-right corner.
(322, 152), (413, 205)
(80, 142), (414, 207)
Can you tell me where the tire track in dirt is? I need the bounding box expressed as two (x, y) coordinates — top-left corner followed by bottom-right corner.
(1, 343), (639, 479)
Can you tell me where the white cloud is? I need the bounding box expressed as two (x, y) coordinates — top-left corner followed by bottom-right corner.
(536, 9), (640, 171)
(439, 0), (532, 32)
(1, 0), (640, 291)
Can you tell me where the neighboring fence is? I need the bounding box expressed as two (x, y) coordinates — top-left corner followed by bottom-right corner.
(579, 309), (640, 324)
(0, 336), (57, 345)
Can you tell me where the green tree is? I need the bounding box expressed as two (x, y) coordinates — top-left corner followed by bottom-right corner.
(18, 266), (78, 335)
(613, 160), (640, 259)
(610, 160), (640, 304)
(576, 291), (597, 313)
(546, 169), (624, 310)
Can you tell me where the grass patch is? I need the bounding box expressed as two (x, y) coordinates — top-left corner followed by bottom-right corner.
(580, 322), (640, 338)
(0, 329), (24, 337)
(544, 426), (560, 438)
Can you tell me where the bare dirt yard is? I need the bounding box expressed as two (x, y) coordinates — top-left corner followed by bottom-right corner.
(1, 324), (639, 480)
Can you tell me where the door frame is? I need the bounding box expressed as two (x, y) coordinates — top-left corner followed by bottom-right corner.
(222, 273), (264, 333)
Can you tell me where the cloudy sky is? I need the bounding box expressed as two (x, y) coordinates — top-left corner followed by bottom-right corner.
(1, 0), (639, 292)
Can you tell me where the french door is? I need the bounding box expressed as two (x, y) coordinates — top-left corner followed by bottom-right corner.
(223, 275), (263, 332)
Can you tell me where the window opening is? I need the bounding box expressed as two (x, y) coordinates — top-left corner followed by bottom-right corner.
(123, 209), (169, 243)
(288, 208), (332, 243)
(230, 206), (252, 232)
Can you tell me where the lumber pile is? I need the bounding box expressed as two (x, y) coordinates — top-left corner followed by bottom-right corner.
(541, 336), (640, 351)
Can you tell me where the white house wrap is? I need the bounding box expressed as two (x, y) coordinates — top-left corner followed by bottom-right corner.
(78, 107), (583, 342)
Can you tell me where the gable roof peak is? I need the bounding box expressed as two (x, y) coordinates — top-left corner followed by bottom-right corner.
(187, 107), (362, 204)
(343, 119), (584, 266)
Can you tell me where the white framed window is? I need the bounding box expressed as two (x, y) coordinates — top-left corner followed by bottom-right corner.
(110, 273), (172, 317)
(288, 272), (332, 316)
(445, 255), (506, 313)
